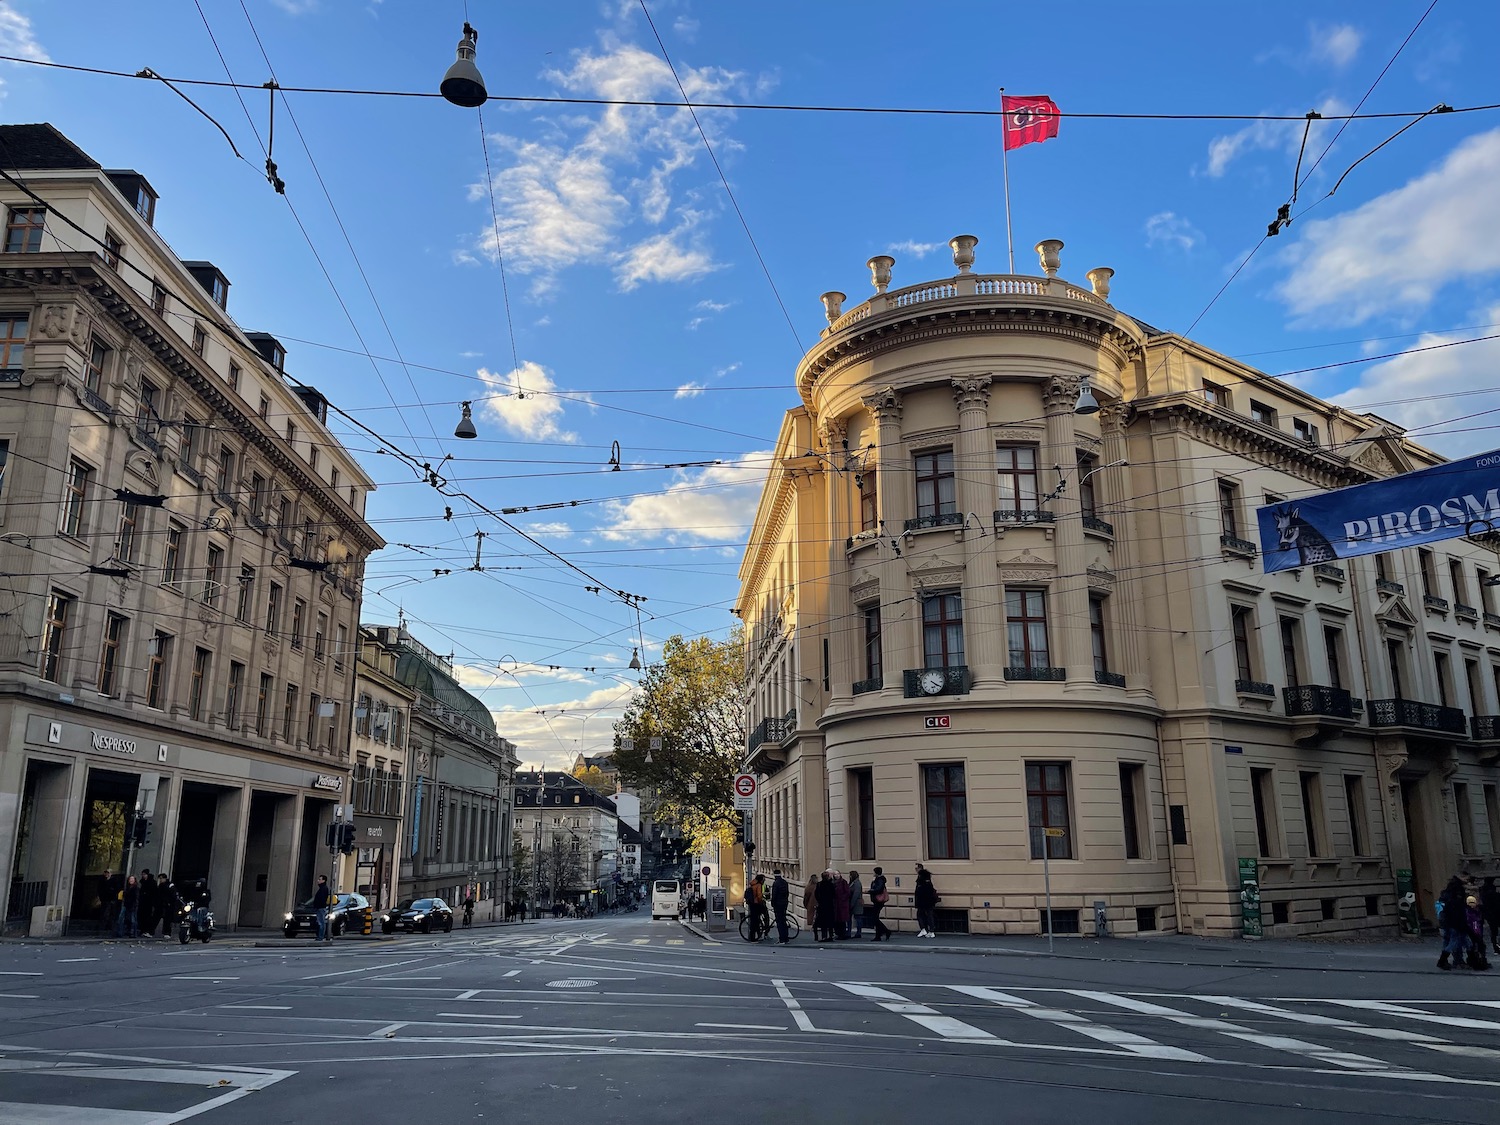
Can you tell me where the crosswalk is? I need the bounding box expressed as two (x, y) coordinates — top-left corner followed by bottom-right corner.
(0, 1048), (293, 1123)
(469, 931), (711, 951)
(773, 980), (1500, 1084)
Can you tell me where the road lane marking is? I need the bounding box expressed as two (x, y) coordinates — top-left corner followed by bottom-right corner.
(948, 985), (1208, 1061)
(631, 939), (649, 945)
(835, 984), (999, 1041)
(504, 970), (521, 978)
(695, 1022), (787, 1031)
(57, 958), (97, 963)
(369, 1022), (407, 1038)
(439, 1012), (522, 1020)
(300, 956), (430, 981)
(0, 994), (38, 999)
(772, 979), (817, 1032)
(1067, 990), (1414, 1073)
(1331, 1000), (1500, 1032)
(455, 989), (480, 1000)
(1199, 995), (1447, 1043)
(0, 972), (42, 976)
(217, 1005), (291, 1011)
(170, 976), (239, 981)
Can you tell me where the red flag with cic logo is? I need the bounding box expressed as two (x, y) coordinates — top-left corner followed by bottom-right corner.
(1002, 94), (1060, 151)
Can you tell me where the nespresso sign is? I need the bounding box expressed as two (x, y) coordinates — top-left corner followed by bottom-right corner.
(91, 731), (137, 756)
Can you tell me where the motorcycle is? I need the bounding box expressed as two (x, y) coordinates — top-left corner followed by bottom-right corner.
(178, 900), (214, 944)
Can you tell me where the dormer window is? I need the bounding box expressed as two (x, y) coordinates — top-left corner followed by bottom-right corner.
(1293, 418), (1320, 446)
(209, 274), (227, 308)
(131, 184), (156, 224)
(1250, 400), (1276, 427)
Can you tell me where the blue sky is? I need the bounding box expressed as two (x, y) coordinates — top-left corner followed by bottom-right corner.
(4, 1), (1499, 766)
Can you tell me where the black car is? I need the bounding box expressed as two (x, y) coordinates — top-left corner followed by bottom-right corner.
(283, 892), (370, 938)
(381, 897), (454, 934)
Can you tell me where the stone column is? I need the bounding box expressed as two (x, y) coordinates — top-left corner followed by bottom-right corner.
(820, 416), (856, 703)
(861, 388), (915, 689)
(952, 375), (1005, 689)
(1098, 403), (1144, 687)
(1042, 375), (1093, 689)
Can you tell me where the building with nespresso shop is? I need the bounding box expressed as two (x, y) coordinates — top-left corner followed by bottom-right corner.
(737, 234), (1500, 939)
(0, 124), (383, 933)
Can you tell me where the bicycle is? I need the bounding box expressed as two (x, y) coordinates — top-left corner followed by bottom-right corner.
(740, 909), (799, 943)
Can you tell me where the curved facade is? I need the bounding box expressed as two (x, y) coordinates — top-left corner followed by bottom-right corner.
(738, 237), (1500, 938)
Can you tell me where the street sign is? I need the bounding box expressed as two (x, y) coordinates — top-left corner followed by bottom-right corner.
(923, 715), (951, 729)
(702, 865), (711, 876)
(1043, 827), (1066, 838)
(733, 772), (757, 811)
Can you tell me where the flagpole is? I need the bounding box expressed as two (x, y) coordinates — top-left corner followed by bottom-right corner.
(999, 86), (1015, 274)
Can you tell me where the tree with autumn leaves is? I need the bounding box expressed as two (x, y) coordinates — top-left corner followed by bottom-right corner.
(612, 630), (745, 850)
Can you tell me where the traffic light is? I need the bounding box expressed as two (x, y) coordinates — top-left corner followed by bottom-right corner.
(744, 841), (756, 857)
(339, 822), (357, 855)
(734, 821), (745, 845)
(325, 822), (339, 850)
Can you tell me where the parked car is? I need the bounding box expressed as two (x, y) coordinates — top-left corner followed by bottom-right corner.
(381, 897), (454, 934)
(283, 892), (370, 938)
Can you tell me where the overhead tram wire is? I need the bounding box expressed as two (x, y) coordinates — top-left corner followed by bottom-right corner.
(638, 0), (803, 355)
(6, 52), (1499, 122)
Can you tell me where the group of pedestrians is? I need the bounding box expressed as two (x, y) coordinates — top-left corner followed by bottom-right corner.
(1437, 874), (1500, 971)
(742, 863), (943, 945)
(98, 868), (187, 939)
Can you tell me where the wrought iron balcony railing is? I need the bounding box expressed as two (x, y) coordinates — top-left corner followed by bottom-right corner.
(1375, 579), (1405, 596)
(1283, 683), (1353, 720)
(1082, 514), (1114, 536)
(1235, 679), (1276, 697)
(81, 386), (111, 416)
(1367, 697), (1467, 735)
(902, 666), (972, 698)
(1094, 670), (1126, 688)
(1220, 534), (1258, 555)
(903, 512), (963, 533)
(1470, 715), (1500, 742)
(746, 710), (798, 754)
(1486, 612), (1500, 629)
(1423, 594), (1450, 613)
(1313, 563), (1345, 582)
(1456, 603), (1479, 622)
(995, 508), (1055, 525)
(852, 676), (883, 695)
(1006, 665), (1066, 682)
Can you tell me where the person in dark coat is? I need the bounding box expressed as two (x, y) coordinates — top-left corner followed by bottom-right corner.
(116, 875), (139, 938)
(1437, 875), (1469, 970)
(914, 869), (940, 938)
(137, 869), (156, 940)
(98, 869), (120, 930)
(814, 871), (837, 941)
(1480, 876), (1500, 955)
(155, 873), (174, 935)
(833, 872), (851, 939)
(770, 870), (791, 944)
(867, 866), (891, 941)
(803, 876), (818, 929)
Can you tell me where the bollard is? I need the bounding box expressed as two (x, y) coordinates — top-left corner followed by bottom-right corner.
(362, 907), (373, 935)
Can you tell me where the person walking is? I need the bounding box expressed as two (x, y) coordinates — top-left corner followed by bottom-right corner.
(312, 875), (332, 941)
(834, 871), (851, 940)
(463, 891), (476, 927)
(98, 869), (120, 932)
(115, 875), (139, 939)
(137, 869), (156, 940)
(1480, 876), (1500, 955)
(847, 871), (864, 939)
(867, 866), (891, 941)
(803, 875), (818, 931)
(1464, 895), (1491, 970)
(1437, 875), (1469, 970)
(914, 868), (939, 938)
(155, 872), (174, 937)
(770, 870), (791, 944)
(814, 871), (837, 942)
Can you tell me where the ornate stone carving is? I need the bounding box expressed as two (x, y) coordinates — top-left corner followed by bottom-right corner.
(1086, 563), (1116, 589)
(862, 386), (903, 426)
(123, 453), (159, 488)
(1377, 741), (1408, 790)
(992, 425), (1045, 443)
(817, 415), (847, 453)
(1042, 373), (1081, 411)
(910, 562), (965, 590)
(849, 573), (879, 604)
(37, 305), (72, 340)
(1353, 443), (1397, 478)
(997, 548), (1055, 581)
(951, 374), (993, 414)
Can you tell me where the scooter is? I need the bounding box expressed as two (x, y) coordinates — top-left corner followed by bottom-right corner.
(178, 900), (214, 944)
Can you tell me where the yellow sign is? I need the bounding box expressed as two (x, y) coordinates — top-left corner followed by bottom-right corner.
(1043, 827), (1066, 838)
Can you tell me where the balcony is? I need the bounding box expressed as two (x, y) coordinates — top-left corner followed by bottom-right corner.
(178, 463), (203, 490)
(1313, 563), (1345, 584)
(903, 512), (963, 533)
(133, 423), (162, 457)
(1005, 665), (1066, 682)
(1081, 514), (1114, 536)
(244, 510), (268, 533)
(852, 676), (883, 695)
(746, 711), (796, 755)
(1376, 579), (1405, 596)
(1423, 594), (1449, 614)
(81, 386), (111, 417)
(1220, 533), (1257, 557)
(1456, 602), (1479, 623)
(995, 508), (1055, 526)
(1094, 670), (1126, 688)
(1283, 684), (1354, 720)
(1368, 698), (1467, 737)
(1470, 715), (1500, 743)
(902, 666), (972, 698)
(1235, 679), (1275, 697)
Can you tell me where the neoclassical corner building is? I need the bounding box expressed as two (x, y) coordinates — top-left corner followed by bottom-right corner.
(737, 235), (1500, 939)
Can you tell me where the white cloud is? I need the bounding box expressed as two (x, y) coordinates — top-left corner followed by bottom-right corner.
(477, 360), (588, 442)
(1309, 22), (1361, 69)
(471, 42), (740, 294)
(526, 521), (573, 537)
(888, 239), (942, 258)
(685, 316), (708, 331)
(696, 299), (732, 312)
(1327, 305), (1500, 456)
(269, 0), (320, 12)
(673, 16), (699, 40)
(599, 451), (771, 543)
(1275, 128), (1500, 326)
(1144, 211), (1203, 252)
(1202, 97), (1348, 178)
(675, 382), (706, 398)
(458, 350), (483, 359)
(492, 684), (639, 769)
(0, 2), (48, 97)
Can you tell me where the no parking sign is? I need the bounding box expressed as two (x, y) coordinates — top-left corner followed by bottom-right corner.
(733, 773), (757, 811)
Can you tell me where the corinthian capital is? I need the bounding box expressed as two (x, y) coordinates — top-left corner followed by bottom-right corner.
(1042, 373), (1082, 411)
(817, 415), (848, 453)
(951, 374), (993, 414)
(861, 386), (903, 426)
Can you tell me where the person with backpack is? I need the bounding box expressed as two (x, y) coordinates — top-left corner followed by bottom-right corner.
(1437, 875), (1469, 970)
(847, 870), (864, 939)
(867, 866), (891, 942)
(914, 868), (940, 938)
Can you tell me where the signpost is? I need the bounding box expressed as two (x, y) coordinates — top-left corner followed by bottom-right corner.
(732, 773), (757, 811)
(1238, 858), (1262, 939)
(1042, 826), (1065, 953)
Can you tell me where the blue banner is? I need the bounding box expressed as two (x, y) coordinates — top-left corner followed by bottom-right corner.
(1256, 447), (1500, 573)
(410, 775), (424, 856)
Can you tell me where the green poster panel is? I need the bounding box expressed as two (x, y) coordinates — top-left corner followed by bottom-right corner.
(1395, 868), (1421, 935)
(1239, 857), (1262, 939)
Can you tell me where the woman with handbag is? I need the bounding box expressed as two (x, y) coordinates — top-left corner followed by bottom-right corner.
(867, 866), (891, 941)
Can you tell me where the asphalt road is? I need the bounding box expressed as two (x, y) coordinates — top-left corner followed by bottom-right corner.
(0, 912), (1497, 1124)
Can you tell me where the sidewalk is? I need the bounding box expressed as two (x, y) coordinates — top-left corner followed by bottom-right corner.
(2, 914), (537, 946)
(678, 918), (1445, 975)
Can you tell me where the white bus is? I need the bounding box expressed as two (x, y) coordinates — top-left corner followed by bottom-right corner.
(650, 879), (680, 920)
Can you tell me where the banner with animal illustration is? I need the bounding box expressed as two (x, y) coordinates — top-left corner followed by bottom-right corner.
(1256, 447), (1500, 573)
